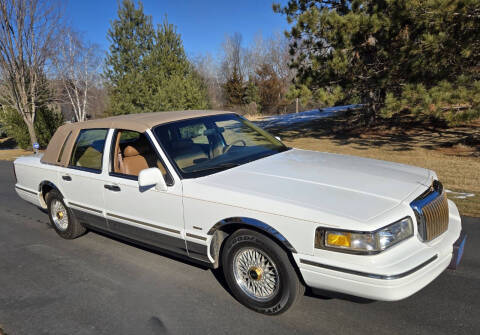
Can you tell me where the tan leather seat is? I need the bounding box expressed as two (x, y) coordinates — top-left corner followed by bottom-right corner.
(122, 139), (167, 177)
(123, 140), (153, 176)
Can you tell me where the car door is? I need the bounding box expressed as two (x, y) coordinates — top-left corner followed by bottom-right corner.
(101, 129), (187, 256)
(60, 128), (109, 231)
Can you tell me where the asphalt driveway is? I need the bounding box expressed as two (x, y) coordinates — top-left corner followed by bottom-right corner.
(0, 160), (478, 334)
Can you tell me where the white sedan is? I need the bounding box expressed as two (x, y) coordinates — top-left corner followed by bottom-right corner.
(13, 110), (466, 314)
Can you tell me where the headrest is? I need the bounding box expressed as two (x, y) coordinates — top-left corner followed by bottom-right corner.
(123, 140), (150, 157)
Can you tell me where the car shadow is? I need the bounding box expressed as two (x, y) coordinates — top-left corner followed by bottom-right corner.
(306, 287), (375, 304)
(89, 226), (241, 302)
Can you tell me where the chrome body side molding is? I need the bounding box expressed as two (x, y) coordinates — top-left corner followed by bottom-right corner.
(300, 255), (438, 280)
(15, 185), (38, 195)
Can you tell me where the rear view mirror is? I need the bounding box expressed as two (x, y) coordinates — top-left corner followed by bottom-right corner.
(138, 168), (167, 191)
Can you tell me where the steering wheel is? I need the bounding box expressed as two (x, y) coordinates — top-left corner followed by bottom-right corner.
(223, 139), (246, 154)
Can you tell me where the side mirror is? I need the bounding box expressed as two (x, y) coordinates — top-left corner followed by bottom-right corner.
(138, 168), (167, 191)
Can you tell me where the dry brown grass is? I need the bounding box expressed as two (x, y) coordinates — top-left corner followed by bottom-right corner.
(0, 148), (33, 161)
(244, 112), (267, 122)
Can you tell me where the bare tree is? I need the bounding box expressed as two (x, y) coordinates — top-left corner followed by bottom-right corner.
(193, 52), (223, 108)
(220, 32), (245, 82)
(54, 29), (102, 122)
(248, 32), (294, 85)
(0, 0), (61, 146)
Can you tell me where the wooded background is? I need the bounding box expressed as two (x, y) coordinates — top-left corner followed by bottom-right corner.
(0, 0), (479, 148)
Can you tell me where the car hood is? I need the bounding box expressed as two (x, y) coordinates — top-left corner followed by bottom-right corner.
(184, 149), (432, 225)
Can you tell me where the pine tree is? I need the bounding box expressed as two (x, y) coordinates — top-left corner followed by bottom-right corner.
(104, 1), (209, 115)
(104, 0), (155, 115)
(223, 65), (244, 106)
(243, 81), (260, 105)
(146, 18), (209, 112)
(274, 0), (480, 124)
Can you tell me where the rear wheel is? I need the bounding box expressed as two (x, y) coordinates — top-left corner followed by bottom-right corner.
(46, 190), (86, 239)
(222, 229), (304, 315)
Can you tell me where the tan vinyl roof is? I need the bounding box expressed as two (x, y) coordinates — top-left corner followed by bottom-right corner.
(68, 110), (236, 133)
(41, 110), (236, 166)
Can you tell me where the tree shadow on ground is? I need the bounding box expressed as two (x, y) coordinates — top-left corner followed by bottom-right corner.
(263, 111), (480, 156)
(0, 137), (17, 150)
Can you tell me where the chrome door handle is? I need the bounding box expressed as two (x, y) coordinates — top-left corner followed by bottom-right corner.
(104, 184), (121, 192)
(62, 175), (72, 181)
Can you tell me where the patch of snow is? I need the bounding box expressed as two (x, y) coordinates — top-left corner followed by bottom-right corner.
(257, 104), (362, 128)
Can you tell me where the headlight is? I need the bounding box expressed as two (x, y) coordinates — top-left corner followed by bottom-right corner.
(315, 217), (414, 254)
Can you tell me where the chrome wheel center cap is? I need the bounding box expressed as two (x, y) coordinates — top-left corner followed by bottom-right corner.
(51, 199), (69, 231)
(248, 267), (263, 281)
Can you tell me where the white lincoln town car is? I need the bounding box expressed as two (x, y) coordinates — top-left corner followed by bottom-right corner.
(13, 110), (466, 314)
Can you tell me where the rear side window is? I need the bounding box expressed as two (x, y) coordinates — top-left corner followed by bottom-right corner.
(69, 129), (108, 172)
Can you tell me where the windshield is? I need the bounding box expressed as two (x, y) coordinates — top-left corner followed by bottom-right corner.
(153, 114), (289, 178)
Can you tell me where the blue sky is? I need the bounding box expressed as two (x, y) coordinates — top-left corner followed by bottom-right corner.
(65, 0), (290, 58)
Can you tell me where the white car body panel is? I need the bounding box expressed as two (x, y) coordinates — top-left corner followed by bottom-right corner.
(14, 154), (58, 207)
(13, 125), (462, 302)
(185, 149), (434, 228)
(101, 130), (185, 248)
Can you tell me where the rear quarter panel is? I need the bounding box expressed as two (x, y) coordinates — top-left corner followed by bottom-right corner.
(14, 155), (61, 208)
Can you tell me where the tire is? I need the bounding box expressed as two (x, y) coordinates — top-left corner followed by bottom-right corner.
(222, 229), (304, 315)
(46, 189), (86, 239)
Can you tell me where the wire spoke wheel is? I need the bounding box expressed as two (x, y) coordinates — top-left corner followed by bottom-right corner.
(50, 199), (69, 231)
(233, 247), (280, 301)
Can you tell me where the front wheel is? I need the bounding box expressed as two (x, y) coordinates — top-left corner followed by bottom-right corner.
(222, 229), (304, 315)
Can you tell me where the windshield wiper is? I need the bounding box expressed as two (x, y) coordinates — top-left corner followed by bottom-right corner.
(188, 162), (241, 174)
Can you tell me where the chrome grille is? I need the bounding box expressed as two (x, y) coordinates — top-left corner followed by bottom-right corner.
(421, 192), (449, 241)
(411, 181), (449, 242)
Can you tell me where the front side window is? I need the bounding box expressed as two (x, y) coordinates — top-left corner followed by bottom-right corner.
(69, 129), (108, 172)
(110, 130), (172, 183)
(153, 114), (288, 178)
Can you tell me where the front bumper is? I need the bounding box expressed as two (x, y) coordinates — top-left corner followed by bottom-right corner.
(295, 200), (462, 301)
(448, 231), (466, 270)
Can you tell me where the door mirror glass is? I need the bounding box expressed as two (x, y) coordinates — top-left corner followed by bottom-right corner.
(138, 168), (167, 191)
